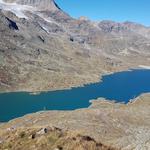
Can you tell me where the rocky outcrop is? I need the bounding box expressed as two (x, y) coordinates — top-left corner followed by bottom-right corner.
(17, 0), (60, 11)
(3, 0), (60, 11)
(0, 126), (117, 150)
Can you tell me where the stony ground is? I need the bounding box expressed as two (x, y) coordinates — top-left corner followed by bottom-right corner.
(0, 126), (117, 150)
(0, 93), (150, 150)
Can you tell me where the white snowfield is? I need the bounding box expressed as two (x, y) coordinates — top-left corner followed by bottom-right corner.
(0, 0), (35, 18)
(0, 0), (60, 26)
(139, 65), (150, 69)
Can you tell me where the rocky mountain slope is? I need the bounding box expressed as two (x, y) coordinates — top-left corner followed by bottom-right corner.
(0, 0), (150, 92)
(0, 93), (150, 149)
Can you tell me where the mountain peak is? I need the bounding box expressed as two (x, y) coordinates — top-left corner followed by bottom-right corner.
(3, 0), (60, 11)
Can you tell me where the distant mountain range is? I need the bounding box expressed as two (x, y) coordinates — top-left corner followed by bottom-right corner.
(0, 0), (150, 92)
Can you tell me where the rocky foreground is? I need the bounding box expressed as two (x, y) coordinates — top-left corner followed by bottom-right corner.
(0, 93), (150, 150)
(0, 126), (117, 150)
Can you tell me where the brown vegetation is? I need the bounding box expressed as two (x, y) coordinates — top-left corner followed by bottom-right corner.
(0, 126), (117, 150)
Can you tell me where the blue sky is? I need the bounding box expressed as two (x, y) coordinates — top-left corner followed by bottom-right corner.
(55, 0), (150, 26)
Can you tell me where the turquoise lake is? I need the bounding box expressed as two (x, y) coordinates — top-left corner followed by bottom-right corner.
(0, 69), (150, 122)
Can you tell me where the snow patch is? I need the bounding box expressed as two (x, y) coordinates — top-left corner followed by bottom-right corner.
(0, 0), (61, 26)
(41, 25), (49, 33)
(37, 13), (60, 26)
(0, 0), (35, 18)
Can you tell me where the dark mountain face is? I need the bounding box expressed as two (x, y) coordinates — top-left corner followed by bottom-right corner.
(0, 0), (150, 92)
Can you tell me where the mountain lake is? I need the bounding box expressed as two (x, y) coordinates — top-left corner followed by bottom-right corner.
(0, 69), (150, 122)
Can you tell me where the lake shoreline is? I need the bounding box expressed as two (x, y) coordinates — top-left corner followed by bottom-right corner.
(1, 92), (149, 124)
(1, 93), (150, 149)
(0, 67), (134, 94)
(1, 68), (150, 122)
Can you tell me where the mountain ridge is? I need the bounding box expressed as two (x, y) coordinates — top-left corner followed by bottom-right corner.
(2, 0), (60, 11)
(0, 0), (150, 92)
